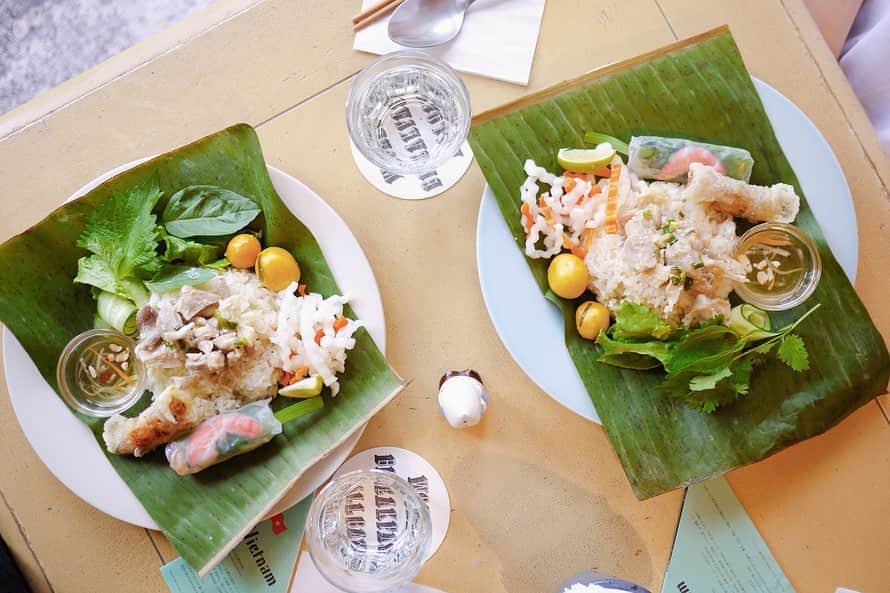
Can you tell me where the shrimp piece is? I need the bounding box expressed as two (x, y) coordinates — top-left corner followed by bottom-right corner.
(184, 412), (262, 467)
(165, 400), (283, 475)
(656, 146), (726, 181)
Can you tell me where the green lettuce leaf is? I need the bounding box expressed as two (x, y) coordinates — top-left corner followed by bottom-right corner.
(596, 331), (673, 369)
(610, 301), (676, 341)
(160, 230), (223, 266)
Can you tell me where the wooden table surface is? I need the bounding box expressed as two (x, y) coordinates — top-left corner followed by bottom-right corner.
(1, 1), (888, 592)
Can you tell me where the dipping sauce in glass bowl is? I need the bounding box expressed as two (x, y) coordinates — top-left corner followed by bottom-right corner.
(56, 329), (145, 417)
(733, 222), (821, 311)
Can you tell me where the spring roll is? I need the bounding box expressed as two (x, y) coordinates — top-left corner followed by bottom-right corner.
(685, 162), (800, 223)
(628, 136), (754, 183)
(165, 400), (281, 476)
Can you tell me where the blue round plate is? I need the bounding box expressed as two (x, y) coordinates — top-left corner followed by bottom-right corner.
(475, 78), (858, 423)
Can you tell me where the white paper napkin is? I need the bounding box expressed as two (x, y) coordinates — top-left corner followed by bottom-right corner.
(353, 0), (546, 85)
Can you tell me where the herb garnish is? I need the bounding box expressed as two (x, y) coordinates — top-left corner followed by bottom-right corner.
(596, 301), (819, 413)
(74, 176), (163, 306)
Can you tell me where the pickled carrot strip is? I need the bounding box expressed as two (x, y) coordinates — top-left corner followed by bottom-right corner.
(520, 202), (533, 235)
(604, 163), (622, 234)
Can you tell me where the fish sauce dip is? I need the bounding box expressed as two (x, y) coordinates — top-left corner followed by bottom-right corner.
(56, 329), (145, 417)
(733, 222), (821, 311)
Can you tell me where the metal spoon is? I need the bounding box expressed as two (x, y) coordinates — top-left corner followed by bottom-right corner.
(388, 0), (475, 48)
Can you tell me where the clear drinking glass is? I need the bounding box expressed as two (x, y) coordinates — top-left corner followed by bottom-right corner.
(346, 50), (471, 176)
(306, 469), (432, 593)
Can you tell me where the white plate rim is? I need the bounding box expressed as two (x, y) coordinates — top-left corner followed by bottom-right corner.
(476, 76), (859, 423)
(2, 160), (386, 528)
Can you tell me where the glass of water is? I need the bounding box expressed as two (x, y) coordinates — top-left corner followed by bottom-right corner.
(306, 469), (432, 593)
(346, 50), (471, 176)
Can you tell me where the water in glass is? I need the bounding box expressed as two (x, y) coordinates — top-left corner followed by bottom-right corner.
(306, 470), (432, 593)
(347, 51), (471, 176)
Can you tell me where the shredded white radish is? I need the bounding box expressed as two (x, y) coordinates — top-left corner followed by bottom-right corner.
(272, 285), (362, 396)
(520, 159), (607, 258)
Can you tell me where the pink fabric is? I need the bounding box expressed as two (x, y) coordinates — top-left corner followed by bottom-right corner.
(841, 0), (890, 154)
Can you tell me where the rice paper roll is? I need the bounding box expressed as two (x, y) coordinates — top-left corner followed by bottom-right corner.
(166, 400), (281, 476)
(628, 136), (754, 182)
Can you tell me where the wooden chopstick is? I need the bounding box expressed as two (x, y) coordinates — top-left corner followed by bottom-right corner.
(352, 0), (399, 23)
(353, 0), (405, 32)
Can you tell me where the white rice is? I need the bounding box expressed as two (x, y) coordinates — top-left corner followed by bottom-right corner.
(145, 270), (282, 408)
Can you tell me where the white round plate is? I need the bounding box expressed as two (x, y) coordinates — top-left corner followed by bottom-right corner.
(476, 77), (858, 423)
(3, 161), (386, 528)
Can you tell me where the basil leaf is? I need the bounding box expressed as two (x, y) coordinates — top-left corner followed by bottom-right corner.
(162, 185), (261, 238)
(145, 265), (216, 293)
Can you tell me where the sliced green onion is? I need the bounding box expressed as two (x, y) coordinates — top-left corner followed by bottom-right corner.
(670, 267), (687, 286)
(584, 132), (629, 155)
(97, 291), (138, 336)
(274, 397), (324, 424)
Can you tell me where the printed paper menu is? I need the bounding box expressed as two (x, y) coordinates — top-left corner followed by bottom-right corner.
(162, 496), (311, 593)
(662, 477), (795, 593)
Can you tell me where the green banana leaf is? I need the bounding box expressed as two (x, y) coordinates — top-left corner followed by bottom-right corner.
(0, 124), (405, 573)
(468, 27), (889, 499)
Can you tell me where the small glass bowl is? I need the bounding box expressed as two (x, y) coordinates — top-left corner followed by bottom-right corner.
(346, 50), (471, 176)
(732, 222), (822, 311)
(306, 469), (432, 593)
(56, 329), (145, 417)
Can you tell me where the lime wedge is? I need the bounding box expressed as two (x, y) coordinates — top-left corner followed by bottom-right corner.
(557, 144), (616, 172)
(279, 374), (323, 398)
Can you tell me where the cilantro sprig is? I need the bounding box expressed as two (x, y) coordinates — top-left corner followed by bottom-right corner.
(596, 301), (819, 413)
